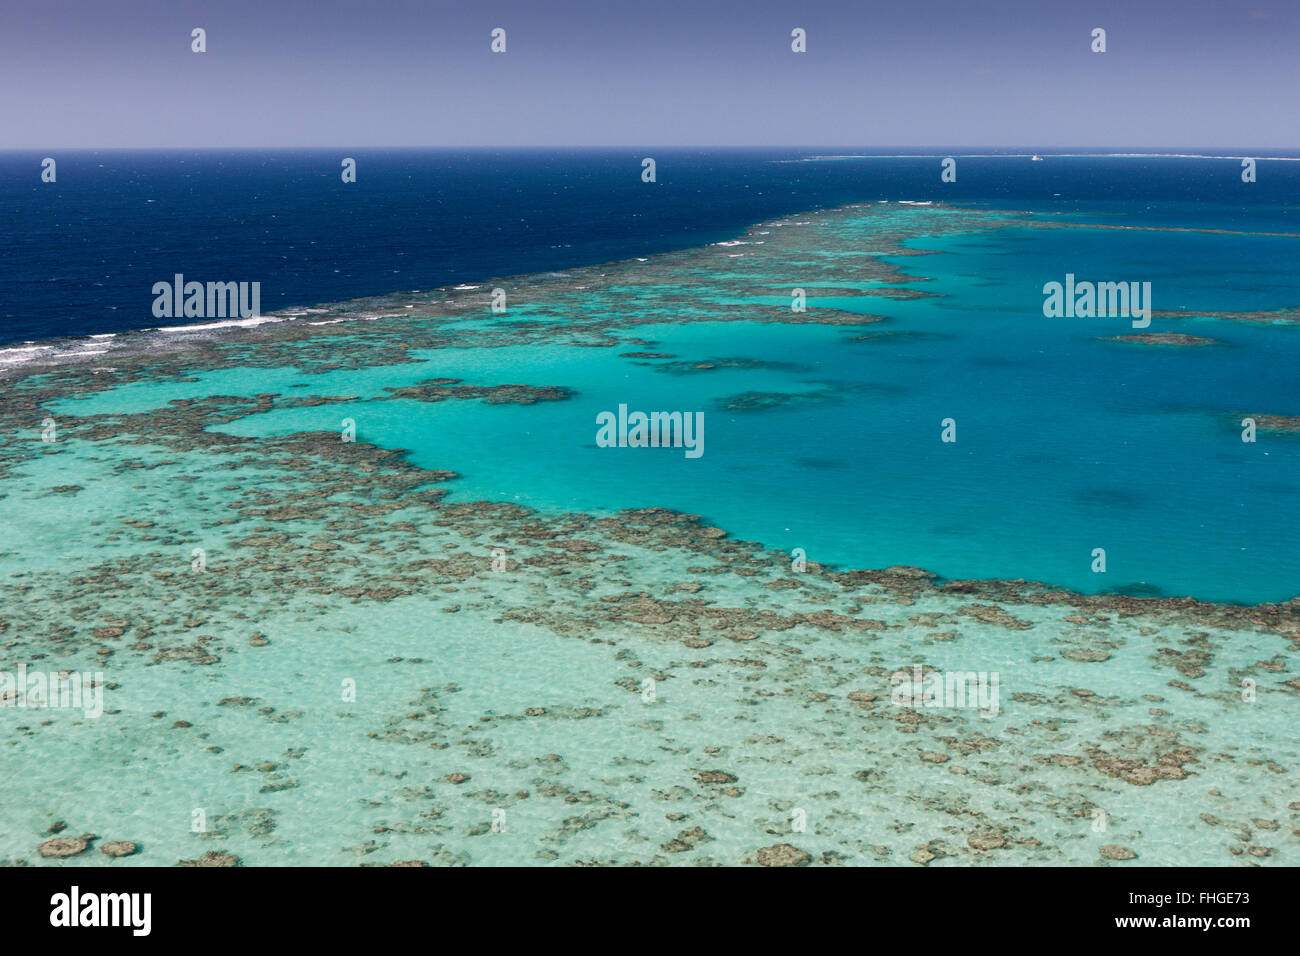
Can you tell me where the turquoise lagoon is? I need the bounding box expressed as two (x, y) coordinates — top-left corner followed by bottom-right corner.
(46, 204), (1300, 604)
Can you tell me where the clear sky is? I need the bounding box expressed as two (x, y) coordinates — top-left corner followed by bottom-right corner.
(3, 0), (1297, 148)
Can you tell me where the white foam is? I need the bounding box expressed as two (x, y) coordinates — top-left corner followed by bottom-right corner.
(0, 344), (101, 366)
(156, 315), (282, 333)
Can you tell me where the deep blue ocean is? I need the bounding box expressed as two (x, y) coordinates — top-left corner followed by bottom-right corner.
(5, 147), (1300, 344)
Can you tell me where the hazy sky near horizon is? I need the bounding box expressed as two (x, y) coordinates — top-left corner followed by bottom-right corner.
(3, 0), (1297, 148)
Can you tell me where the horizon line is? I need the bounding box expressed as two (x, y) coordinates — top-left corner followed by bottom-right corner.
(4, 145), (1300, 153)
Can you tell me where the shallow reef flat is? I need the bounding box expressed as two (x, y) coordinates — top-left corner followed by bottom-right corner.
(1, 204), (1295, 866)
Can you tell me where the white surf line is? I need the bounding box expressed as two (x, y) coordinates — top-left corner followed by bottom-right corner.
(154, 315), (286, 333)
